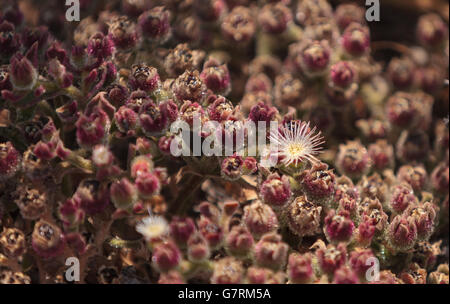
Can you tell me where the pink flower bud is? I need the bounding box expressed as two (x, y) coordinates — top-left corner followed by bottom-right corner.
(187, 232), (210, 262)
(9, 53), (38, 91)
(330, 61), (357, 88)
(170, 216), (196, 246)
(254, 233), (288, 270)
(152, 241), (181, 273)
(129, 64), (160, 93)
(221, 154), (243, 181)
(260, 173), (292, 209)
(387, 215), (418, 251)
(397, 165), (428, 194)
(431, 162), (449, 195)
(225, 225), (254, 257)
(333, 265), (360, 284)
(87, 32), (114, 60)
(242, 157), (258, 174)
(285, 195), (322, 237)
(316, 243), (347, 275)
(334, 3), (366, 31)
(341, 23), (370, 57)
(349, 248), (375, 280)
(0, 141), (21, 180)
(368, 140), (395, 171)
(248, 101), (278, 123)
(324, 209), (354, 244)
(258, 3), (292, 34)
(243, 200), (279, 238)
(336, 140), (371, 179)
(207, 96), (234, 122)
(110, 178), (138, 210)
(211, 257), (244, 284)
(173, 70), (206, 103)
(108, 16), (140, 51)
(387, 57), (415, 90)
(416, 13), (448, 49)
(389, 183), (418, 214)
(406, 201), (437, 241)
(197, 216), (224, 249)
(138, 7), (171, 42)
(221, 6), (255, 44)
(59, 198), (85, 230)
(246, 266), (285, 284)
(200, 58), (231, 95)
(287, 253), (314, 284)
(130, 155), (154, 178)
(292, 40), (331, 77)
(135, 172), (160, 199)
(75, 110), (110, 149)
(74, 179), (110, 215)
(297, 162), (336, 205)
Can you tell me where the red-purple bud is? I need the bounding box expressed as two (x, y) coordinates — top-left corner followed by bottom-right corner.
(221, 154), (244, 181)
(74, 179), (110, 215)
(431, 162), (449, 195)
(59, 198), (85, 230)
(258, 3), (292, 34)
(287, 253), (314, 284)
(248, 101), (278, 123)
(114, 106), (139, 135)
(207, 96), (234, 122)
(387, 57), (416, 90)
(187, 232), (211, 262)
(368, 140), (395, 171)
(334, 3), (366, 31)
(254, 233), (288, 270)
(200, 58), (231, 95)
(316, 243), (347, 275)
(397, 165), (428, 194)
(242, 157), (258, 174)
(152, 241), (181, 273)
(260, 173), (292, 209)
(138, 7), (171, 42)
(221, 6), (256, 44)
(0, 141), (21, 180)
(246, 266), (285, 284)
(108, 16), (140, 51)
(87, 32), (114, 60)
(349, 248), (375, 280)
(225, 225), (254, 257)
(9, 53), (38, 91)
(129, 64), (160, 93)
(406, 201), (437, 241)
(76, 110), (110, 149)
(0, 21), (20, 58)
(211, 257), (244, 284)
(197, 216), (224, 250)
(416, 13), (448, 49)
(341, 23), (370, 57)
(292, 40), (331, 77)
(110, 178), (138, 210)
(387, 215), (418, 251)
(333, 265), (360, 284)
(170, 217), (196, 246)
(135, 172), (160, 199)
(330, 61), (357, 89)
(336, 140), (371, 179)
(243, 200), (279, 238)
(324, 209), (355, 244)
(389, 183), (418, 214)
(297, 162), (336, 205)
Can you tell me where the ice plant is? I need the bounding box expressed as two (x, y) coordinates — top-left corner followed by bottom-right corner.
(269, 120), (324, 168)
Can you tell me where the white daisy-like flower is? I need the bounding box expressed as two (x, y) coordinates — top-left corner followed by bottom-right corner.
(136, 214), (169, 241)
(269, 120), (324, 167)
